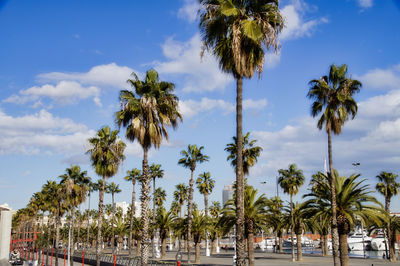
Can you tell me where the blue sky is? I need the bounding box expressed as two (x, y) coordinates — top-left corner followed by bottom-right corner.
(1, 0), (400, 212)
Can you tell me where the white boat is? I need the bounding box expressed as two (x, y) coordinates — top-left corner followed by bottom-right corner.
(371, 235), (399, 251)
(257, 238), (276, 249)
(347, 231), (372, 251)
(283, 236), (315, 248)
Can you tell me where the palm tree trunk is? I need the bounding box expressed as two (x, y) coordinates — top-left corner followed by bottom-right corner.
(204, 193), (209, 217)
(296, 233), (302, 261)
(161, 237), (166, 259)
(247, 231), (255, 266)
(187, 169), (195, 263)
(390, 225), (396, 262)
(55, 214), (60, 266)
(328, 129), (339, 266)
(323, 234), (328, 256)
(47, 219), (51, 266)
(129, 180), (136, 256)
(339, 233), (349, 266)
(136, 239), (141, 257)
(152, 176), (156, 260)
(111, 193), (115, 251)
(279, 235), (283, 253)
(86, 192), (91, 249)
(211, 238), (216, 255)
(290, 194), (294, 262)
(70, 210), (75, 266)
(194, 242), (200, 264)
(140, 147), (150, 266)
(96, 176), (106, 266)
(235, 76), (246, 266)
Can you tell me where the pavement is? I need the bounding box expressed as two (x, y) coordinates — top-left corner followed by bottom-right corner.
(145, 249), (400, 266)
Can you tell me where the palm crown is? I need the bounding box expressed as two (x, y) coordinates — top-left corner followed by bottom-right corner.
(199, 0), (284, 78)
(307, 64), (362, 135)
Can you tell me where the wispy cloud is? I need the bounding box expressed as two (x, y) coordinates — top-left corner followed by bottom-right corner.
(356, 64), (400, 91)
(177, 0), (199, 23)
(155, 34), (233, 93)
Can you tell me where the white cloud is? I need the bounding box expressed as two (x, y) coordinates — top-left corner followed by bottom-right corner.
(0, 109), (95, 155)
(356, 64), (400, 91)
(178, 0), (199, 23)
(179, 97), (267, 118)
(248, 88), (400, 190)
(4, 81), (101, 106)
(37, 63), (136, 89)
(280, 0), (328, 41)
(155, 34), (233, 93)
(265, 53), (281, 69)
(357, 0), (373, 8)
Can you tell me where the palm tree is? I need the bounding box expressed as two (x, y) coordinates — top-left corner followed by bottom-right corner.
(86, 126), (126, 266)
(106, 182), (122, 251)
(307, 64), (362, 266)
(155, 208), (175, 259)
(59, 166), (89, 266)
(220, 185), (269, 266)
(116, 69), (181, 265)
(191, 210), (209, 264)
(154, 188), (167, 209)
(278, 164), (304, 262)
(376, 171), (400, 261)
(209, 201), (222, 254)
(225, 132), (263, 176)
(178, 144), (209, 263)
(173, 183), (188, 217)
(265, 196), (284, 253)
(86, 181), (95, 249)
(196, 172), (215, 217)
(113, 216), (128, 255)
(124, 168), (141, 255)
(149, 164), (164, 222)
(199, 3), (284, 264)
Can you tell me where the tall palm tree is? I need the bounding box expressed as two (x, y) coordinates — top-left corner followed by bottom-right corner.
(124, 168), (141, 255)
(116, 69), (182, 265)
(85, 181), (95, 249)
(265, 196), (284, 253)
(155, 208), (175, 259)
(225, 132), (263, 176)
(220, 185), (269, 266)
(106, 182), (122, 251)
(154, 188), (167, 209)
(307, 64), (362, 266)
(199, 3), (284, 264)
(178, 144), (209, 263)
(196, 172), (215, 217)
(278, 164), (304, 262)
(59, 166), (89, 266)
(173, 183), (188, 217)
(376, 171), (400, 261)
(149, 163), (164, 223)
(86, 126), (126, 266)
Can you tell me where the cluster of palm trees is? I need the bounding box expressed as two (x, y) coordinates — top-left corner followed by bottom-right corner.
(10, 1), (400, 266)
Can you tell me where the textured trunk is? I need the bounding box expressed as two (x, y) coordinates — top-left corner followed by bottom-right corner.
(140, 147), (150, 266)
(204, 193), (209, 217)
(86, 192), (91, 249)
(70, 211), (75, 266)
(55, 214), (60, 266)
(235, 77), (246, 266)
(136, 239), (141, 257)
(279, 235), (283, 253)
(211, 239), (216, 255)
(296, 233), (302, 261)
(187, 169), (195, 263)
(161, 237), (166, 259)
(339, 233), (349, 266)
(328, 130), (339, 266)
(195, 242), (200, 264)
(323, 234), (328, 256)
(389, 225), (396, 261)
(96, 175), (106, 266)
(111, 193), (115, 251)
(290, 194), (295, 262)
(46, 219), (51, 266)
(151, 176), (156, 260)
(247, 231), (254, 266)
(129, 179), (136, 256)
